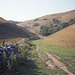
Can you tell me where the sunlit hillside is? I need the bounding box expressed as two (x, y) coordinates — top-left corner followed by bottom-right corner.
(18, 10), (75, 35)
(45, 24), (75, 48)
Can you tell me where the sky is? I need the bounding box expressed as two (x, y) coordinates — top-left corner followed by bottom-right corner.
(0, 0), (75, 21)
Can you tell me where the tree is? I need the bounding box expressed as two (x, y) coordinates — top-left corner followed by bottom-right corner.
(53, 18), (59, 24)
(50, 24), (54, 29)
(40, 25), (43, 29)
(33, 23), (39, 26)
(60, 23), (69, 30)
(40, 25), (49, 36)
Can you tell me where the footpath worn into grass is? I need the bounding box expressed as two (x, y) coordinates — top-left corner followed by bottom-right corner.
(33, 39), (75, 74)
(46, 52), (74, 75)
(30, 46), (65, 75)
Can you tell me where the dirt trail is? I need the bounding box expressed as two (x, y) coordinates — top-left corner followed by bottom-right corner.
(53, 54), (61, 59)
(45, 60), (55, 69)
(36, 45), (43, 61)
(46, 52), (74, 75)
(36, 45), (41, 59)
(36, 45), (56, 69)
(35, 45), (74, 75)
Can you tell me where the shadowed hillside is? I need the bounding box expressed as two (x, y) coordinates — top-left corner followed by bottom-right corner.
(0, 17), (30, 39)
(18, 10), (75, 35)
(19, 26), (40, 39)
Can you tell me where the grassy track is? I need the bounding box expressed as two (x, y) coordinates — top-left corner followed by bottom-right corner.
(33, 39), (75, 74)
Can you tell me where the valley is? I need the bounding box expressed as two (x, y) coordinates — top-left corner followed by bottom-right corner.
(0, 10), (75, 75)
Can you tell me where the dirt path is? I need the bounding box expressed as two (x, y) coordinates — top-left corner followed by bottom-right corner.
(35, 45), (74, 75)
(46, 52), (74, 75)
(36, 45), (43, 61)
(36, 45), (56, 69)
(53, 54), (61, 59)
(45, 60), (55, 69)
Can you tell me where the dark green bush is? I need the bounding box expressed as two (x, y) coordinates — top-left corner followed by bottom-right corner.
(40, 19), (75, 36)
(33, 23), (39, 26)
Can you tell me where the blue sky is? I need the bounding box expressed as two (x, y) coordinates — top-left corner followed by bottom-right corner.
(0, 0), (75, 21)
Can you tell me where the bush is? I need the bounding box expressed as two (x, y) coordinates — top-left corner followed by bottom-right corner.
(53, 18), (60, 24)
(33, 23), (39, 27)
(40, 25), (43, 29)
(40, 25), (49, 36)
(40, 19), (75, 36)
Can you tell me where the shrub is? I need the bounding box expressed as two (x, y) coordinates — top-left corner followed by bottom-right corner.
(53, 18), (60, 24)
(40, 25), (43, 29)
(40, 25), (49, 36)
(33, 23), (39, 27)
(40, 19), (75, 36)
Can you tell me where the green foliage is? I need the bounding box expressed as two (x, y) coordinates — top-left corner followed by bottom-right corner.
(33, 23), (39, 27)
(50, 24), (54, 29)
(7, 61), (11, 70)
(54, 27), (60, 33)
(69, 19), (75, 25)
(40, 24), (55, 36)
(4, 52), (7, 59)
(59, 22), (69, 30)
(5, 41), (35, 74)
(40, 25), (49, 36)
(53, 18), (60, 24)
(40, 25), (43, 29)
(40, 19), (75, 36)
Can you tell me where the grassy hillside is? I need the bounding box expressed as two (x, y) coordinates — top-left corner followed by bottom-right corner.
(18, 10), (75, 35)
(31, 23), (75, 74)
(45, 24), (75, 48)
(0, 17), (30, 38)
(33, 39), (75, 74)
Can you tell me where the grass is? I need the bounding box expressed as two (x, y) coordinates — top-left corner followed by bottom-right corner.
(30, 46), (56, 75)
(0, 38), (35, 75)
(30, 43), (69, 75)
(33, 39), (75, 74)
(0, 38), (75, 74)
(0, 38), (23, 46)
(0, 38), (52, 75)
